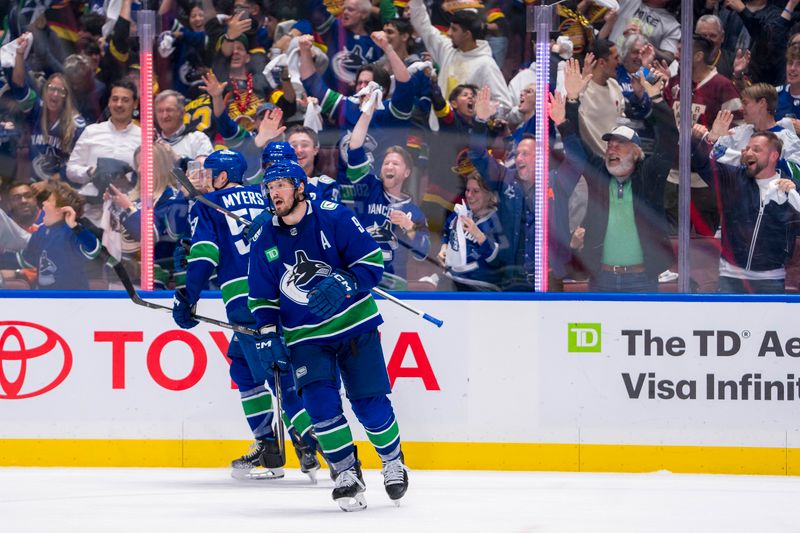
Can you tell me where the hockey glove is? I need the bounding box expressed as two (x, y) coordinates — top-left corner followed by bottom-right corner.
(243, 211), (270, 243)
(307, 269), (357, 319)
(172, 288), (199, 329)
(255, 331), (289, 372)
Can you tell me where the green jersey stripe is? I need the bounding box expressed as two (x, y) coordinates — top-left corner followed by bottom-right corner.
(189, 241), (220, 265)
(349, 248), (384, 269)
(283, 296), (379, 345)
(221, 277), (249, 304)
(248, 296), (280, 312)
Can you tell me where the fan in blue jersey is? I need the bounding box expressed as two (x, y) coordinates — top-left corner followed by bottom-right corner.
(171, 149), (322, 481)
(18, 181), (101, 290)
(248, 160), (409, 512)
(345, 100), (430, 290)
(438, 175), (509, 291)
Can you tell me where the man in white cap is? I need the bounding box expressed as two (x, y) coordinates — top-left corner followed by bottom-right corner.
(552, 61), (677, 292)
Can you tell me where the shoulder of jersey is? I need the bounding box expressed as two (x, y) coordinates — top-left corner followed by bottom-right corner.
(317, 175), (336, 185)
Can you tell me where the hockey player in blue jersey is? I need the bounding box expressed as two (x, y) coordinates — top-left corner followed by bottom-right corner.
(247, 160), (409, 512)
(345, 99), (430, 290)
(171, 149), (321, 481)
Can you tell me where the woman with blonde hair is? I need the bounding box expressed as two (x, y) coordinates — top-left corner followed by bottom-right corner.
(105, 143), (190, 288)
(10, 33), (86, 183)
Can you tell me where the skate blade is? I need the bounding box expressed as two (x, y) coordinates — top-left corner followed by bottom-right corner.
(304, 466), (319, 484)
(336, 493), (367, 512)
(231, 467), (285, 480)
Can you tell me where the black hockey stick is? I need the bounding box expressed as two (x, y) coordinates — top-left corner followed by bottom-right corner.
(273, 367), (286, 465)
(174, 168), (444, 327)
(93, 237), (258, 335)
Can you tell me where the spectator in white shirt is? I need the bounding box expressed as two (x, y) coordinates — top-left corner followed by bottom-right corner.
(66, 78), (141, 226)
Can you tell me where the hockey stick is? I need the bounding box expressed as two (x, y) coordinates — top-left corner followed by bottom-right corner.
(92, 236), (258, 335)
(272, 367), (286, 464)
(174, 169), (445, 328)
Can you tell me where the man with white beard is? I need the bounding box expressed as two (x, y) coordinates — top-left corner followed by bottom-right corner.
(553, 59), (677, 292)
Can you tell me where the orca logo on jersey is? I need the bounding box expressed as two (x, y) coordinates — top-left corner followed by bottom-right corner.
(0, 322), (72, 399)
(279, 250), (333, 304)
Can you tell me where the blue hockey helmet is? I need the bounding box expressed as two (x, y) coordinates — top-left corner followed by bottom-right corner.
(261, 160), (308, 213)
(261, 141), (298, 170)
(204, 149), (247, 185)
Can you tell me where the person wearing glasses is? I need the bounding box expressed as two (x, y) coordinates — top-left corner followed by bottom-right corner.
(552, 59), (678, 293)
(9, 33), (87, 184)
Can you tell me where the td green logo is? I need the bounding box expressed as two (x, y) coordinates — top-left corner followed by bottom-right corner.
(567, 323), (602, 353)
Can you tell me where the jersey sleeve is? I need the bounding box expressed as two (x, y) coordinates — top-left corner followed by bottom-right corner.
(331, 205), (384, 290)
(185, 202), (218, 303)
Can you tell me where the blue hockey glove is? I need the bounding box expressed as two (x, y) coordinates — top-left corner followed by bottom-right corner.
(243, 211), (270, 243)
(255, 330), (289, 372)
(307, 269), (357, 319)
(172, 288), (199, 329)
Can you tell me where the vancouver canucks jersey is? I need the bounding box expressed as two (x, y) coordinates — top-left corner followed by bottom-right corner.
(247, 200), (384, 347)
(20, 222), (100, 290)
(306, 175), (341, 203)
(442, 208), (508, 289)
(346, 146), (430, 282)
(186, 185), (265, 313)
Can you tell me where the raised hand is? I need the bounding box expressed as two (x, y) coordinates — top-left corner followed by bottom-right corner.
(258, 107), (286, 141)
(709, 109), (734, 143)
(475, 86), (498, 122)
(724, 0), (746, 12)
(226, 10), (251, 40)
(563, 57), (591, 99)
(298, 34), (314, 54)
(733, 48), (751, 77)
(370, 30), (390, 51)
(549, 91), (567, 126)
(641, 43), (656, 68)
(692, 123), (709, 140)
(200, 72), (227, 99)
(582, 52), (596, 78)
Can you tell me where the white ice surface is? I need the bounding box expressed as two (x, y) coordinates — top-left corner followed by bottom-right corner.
(2, 467), (799, 532)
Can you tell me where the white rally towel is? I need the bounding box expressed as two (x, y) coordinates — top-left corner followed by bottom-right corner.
(354, 81), (385, 114)
(263, 38), (302, 90)
(0, 32), (32, 69)
(763, 179), (800, 212)
(446, 201), (470, 267)
(303, 97), (324, 132)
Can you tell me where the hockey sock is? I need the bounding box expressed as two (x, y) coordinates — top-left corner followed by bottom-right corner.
(364, 413), (401, 462)
(284, 409), (314, 442)
(240, 385), (274, 439)
(314, 414), (356, 474)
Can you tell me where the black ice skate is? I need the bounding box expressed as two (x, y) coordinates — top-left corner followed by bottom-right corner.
(381, 451), (409, 504)
(230, 438), (285, 480)
(289, 428), (320, 482)
(331, 449), (367, 512)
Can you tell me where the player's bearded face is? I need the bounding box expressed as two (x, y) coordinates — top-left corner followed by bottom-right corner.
(270, 179), (304, 217)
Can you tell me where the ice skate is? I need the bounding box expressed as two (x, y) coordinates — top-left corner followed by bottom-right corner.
(331, 451), (367, 512)
(289, 428), (320, 483)
(381, 451), (409, 504)
(230, 439), (285, 480)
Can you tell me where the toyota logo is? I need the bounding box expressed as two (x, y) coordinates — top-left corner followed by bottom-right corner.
(0, 321), (72, 399)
